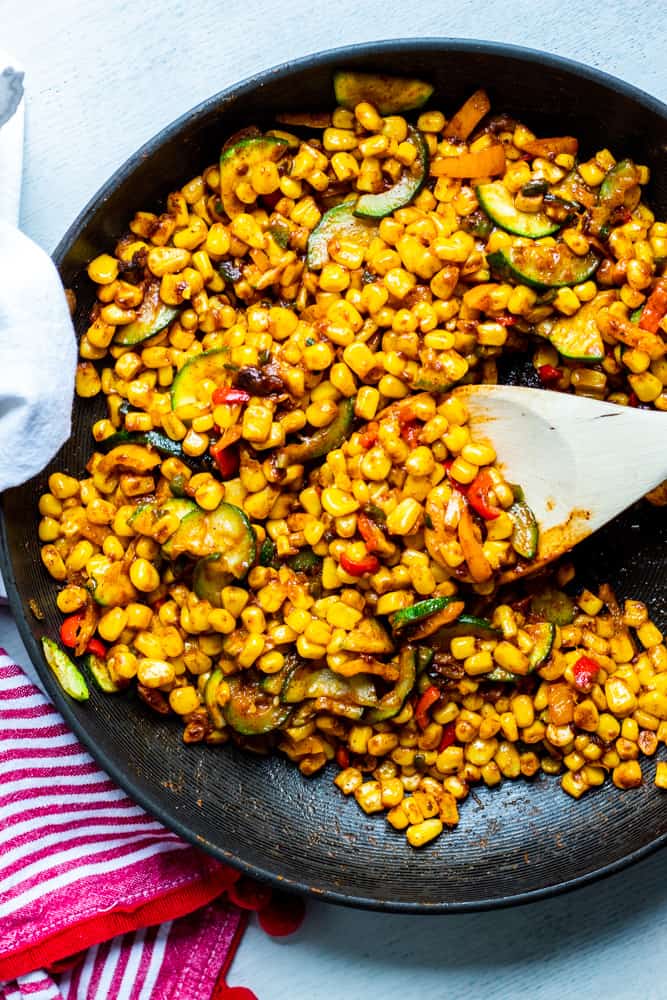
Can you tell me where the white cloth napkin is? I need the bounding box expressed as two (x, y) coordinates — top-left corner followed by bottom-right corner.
(0, 53), (77, 596)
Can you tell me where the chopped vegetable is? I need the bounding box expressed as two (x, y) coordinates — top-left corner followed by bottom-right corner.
(432, 144), (505, 179)
(333, 71), (433, 114)
(41, 638), (90, 701)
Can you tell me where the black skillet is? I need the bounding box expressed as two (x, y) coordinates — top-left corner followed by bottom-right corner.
(2, 39), (666, 912)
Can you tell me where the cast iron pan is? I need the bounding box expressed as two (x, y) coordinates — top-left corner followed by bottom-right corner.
(2, 39), (667, 912)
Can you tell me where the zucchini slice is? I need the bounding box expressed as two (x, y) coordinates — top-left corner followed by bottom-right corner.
(307, 199), (377, 269)
(366, 649), (416, 723)
(193, 554), (231, 606)
(205, 668), (226, 729)
(355, 127), (428, 219)
(487, 244), (599, 290)
(170, 349), (230, 410)
(537, 293), (613, 361)
(114, 284), (179, 346)
(286, 549), (322, 577)
(333, 71), (433, 115)
(281, 664), (377, 707)
(599, 158), (639, 206)
(530, 587), (575, 626)
(411, 368), (454, 393)
(97, 429), (189, 462)
(168, 501), (256, 576)
(223, 674), (292, 735)
(389, 596), (454, 632)
(476, 181), (560, 238)
(277, 397), (355, 467)
(509, 499), (539, 560)
(430, 614), (501, 647)
(342, 617), (394, 655)
(84, 652), (123, 693)
(220, 136), (289, 218)
(41, 638), (89, 701)
(159, 498), (199, 557)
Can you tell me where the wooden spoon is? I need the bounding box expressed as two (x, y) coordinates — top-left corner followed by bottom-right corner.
(454, 384), (667, 581)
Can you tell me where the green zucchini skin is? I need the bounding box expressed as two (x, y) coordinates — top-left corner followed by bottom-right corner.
(277, 397), (355, 467)
(41, 638), (90, 701)
(537, 293), (613, 362)
(488, 245), (599, 290)
(509, 499), (539, 560)
(159, 499), (199, 557)
(223, 674), (292, 735)
(96, 429), (214, 471)
(366, 649), (416, 723)
(166, 501), (256, 577)
(430, 615), (500, 646)
(333, 71), (433, 115)
(114, 283), (179, 346)
(530, 588), (575, 626)
(170, 349), (231, 410)
(476, 182), (560, 238)
(389, 596), (455, 632)
(307, 200), (377, 269)
(281, 664), (377, 707)
(84, 652), (122, 693)
(354, 128), (428, 219)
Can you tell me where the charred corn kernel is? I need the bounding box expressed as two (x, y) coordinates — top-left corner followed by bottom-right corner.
(321, 487), (359, 517)
(98, 607), (128, 643)
(553, 287), (581, 316)
(605, 676), (637, 716)
(335, 767), (363, 795)
(509, 694), (534, 729)
(612, 760), (643, 789)
(463, 651), (493, 676)
(561, 770), (589, 799)
(578, 589), (604, 615)
(129, 559), (160, 593)
(638, 621), (663, 648)
(136, 658), (175, 688)
(236, 633), (265, 668)
(41, 545), (67, 581)
(56, 585), (88, 613)
(406, 818), (442, 847)
(48, 473), (79, 500)
(207, 609), (235, 634)
(629, 372), (662, 402)
(495, 741), (521, 778)
(655, 762), (667, 789)
(368, 733), (399, 757)
(88, 254), (119, 284)
(38, 517), (60, 542)
(638, 691), (667, 720)
(355, 780), (384, 814)
(386, 498), (422, 536)
(169, 686), (200, 715)
(449, 635), (475, 660)
(493, 643), (529, 676)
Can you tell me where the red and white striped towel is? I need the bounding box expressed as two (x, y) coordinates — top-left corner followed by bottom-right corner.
(0, 652), (254, 999)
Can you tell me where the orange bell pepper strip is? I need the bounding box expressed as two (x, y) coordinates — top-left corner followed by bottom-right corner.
(431, 144), (505, 179)
(443, 89), (491, 140)
(639, 278), (667, 334)
(522, 136), (579, 158)
(457, 505), (493, 583)
(415, 685), (441, 730)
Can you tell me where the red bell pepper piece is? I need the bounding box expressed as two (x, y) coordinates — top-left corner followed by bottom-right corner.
(339, 552), (380, 577)
(538, 364), (563, 385)
(85, 637), (107, 658)
(572, 655), (600, 693)
(438, 721), (457, 752)
(492, 313), (517, 326)
(415, 685), (440, 730)
(210, 442), (240, 479)
(211, 387), (251, 406)
(335, 746), (350, 769)
(639, 278), (667, 333)
(59, 613), (85, 649)
(466, 469), (501, 520)
(628, 392), (639, 407)
(359, 423), (379, 449)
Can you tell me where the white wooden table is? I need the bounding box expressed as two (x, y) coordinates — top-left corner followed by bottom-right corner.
(2, 2), (666, 996)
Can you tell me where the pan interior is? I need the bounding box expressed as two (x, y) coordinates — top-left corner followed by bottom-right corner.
(3, 40), (666, 911)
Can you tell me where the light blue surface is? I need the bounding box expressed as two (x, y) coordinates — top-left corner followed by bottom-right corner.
(2, 2), (666, 997)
